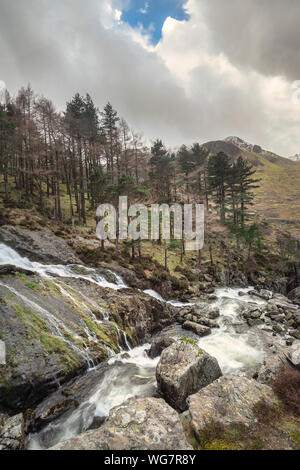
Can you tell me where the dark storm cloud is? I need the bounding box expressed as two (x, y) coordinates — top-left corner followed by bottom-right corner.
(0, 0), (300, 155)
(199, 0), (300, 80)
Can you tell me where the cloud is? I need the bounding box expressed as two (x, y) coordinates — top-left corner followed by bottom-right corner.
(139, 2), (149, 15)
(197, 0), (300, 82)
(0, 0), (299, 156)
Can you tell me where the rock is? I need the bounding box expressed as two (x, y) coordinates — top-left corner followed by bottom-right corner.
(183, 321), (211, 337)
(288, 287), (300, 304)
(287, 345), (300, 370)
(257, 345), (300, 383)
(290, 329), (300, 340)
(50, 397), (192, 450)
(186, 375), (278, 441)
(208, 309), (220, 319)
(156, 341), (222, 411)
(0, 413), (24, 450)
(0, 226), (81, 265)
(257, 353), (289, 384)
(0, 274), (174, 413)
(0, 264), (35, 276)
(273, 324), (284, 334)
(147, 337), (176, 359)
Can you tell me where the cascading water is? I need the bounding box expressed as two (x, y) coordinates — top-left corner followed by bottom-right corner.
(0, 243), (127, 291)
(27, 345), (159, 450)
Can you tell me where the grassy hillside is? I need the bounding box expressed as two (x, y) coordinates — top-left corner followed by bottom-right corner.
(203, 140), (300, 237)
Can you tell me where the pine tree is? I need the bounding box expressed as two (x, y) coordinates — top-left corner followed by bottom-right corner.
(101, 103), (120, 183)
(207, 152), (231, 223)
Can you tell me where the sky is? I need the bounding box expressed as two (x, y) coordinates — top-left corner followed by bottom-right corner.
(0, 0), (300, 156)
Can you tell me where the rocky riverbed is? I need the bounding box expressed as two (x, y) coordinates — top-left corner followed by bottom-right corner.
(0, 226), (299, 450)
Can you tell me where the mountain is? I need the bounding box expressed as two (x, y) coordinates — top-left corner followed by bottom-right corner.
(201, 137), (300, 235)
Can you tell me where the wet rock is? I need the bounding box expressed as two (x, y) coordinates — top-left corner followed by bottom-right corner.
(207, 309), (220, 319)
(147, 337), (175, 359)
(33, 399), (79, 431)
(0, 264), (35, 276)
(156, 341), (222, 411)
(50, 397), (192, 450)
(0, 274), (174, 413)
(183, 321), (211, 337)
(186, 375), (278, 441)
(0, 413), (25, 450)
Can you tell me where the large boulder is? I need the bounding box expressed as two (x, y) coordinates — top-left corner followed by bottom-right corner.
(186, 375), (278, 442)
(156, 341), (222, 411)
(51, 397), (192, 450)
(0, 413), (25, 450)
(147, 337), (175, 359)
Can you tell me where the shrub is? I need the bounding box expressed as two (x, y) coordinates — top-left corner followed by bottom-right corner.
(272, 368), (300, 416)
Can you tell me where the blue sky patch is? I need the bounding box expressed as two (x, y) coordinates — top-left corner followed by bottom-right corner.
(121, 0), (189, 44)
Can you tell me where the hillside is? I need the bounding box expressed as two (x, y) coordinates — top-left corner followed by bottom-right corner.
(202, 138), (300, 237)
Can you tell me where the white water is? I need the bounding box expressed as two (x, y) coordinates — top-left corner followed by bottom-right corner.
(0, 243), (126, 291)
(143, 288), (194, 308)
(27, 345), (159, 450)
(197, 287), (266, 373)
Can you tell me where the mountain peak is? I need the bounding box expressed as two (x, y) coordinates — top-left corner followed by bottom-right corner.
(224, 136), (262, 154)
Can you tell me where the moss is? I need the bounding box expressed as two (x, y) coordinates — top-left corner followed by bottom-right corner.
(82, 316), (119, 353)
(204, 439), (239, 450)
(25, 281), (41, 291)
(180, 336), (198, 347)
(15, 272), (27, 281)
(284, 423), (300, 449)
(43, 280), (61, 296)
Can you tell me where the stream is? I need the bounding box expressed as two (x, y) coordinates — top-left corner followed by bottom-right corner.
(0, 242), (269, 450)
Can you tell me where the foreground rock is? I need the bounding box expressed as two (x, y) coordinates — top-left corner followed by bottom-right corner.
(147, 337), (175, 359)
(0, 413), (24, 450)
(156, 341), (222, 411)
(257, 344), (300, 383)
(185, 375), (278, 443)
(51, 397), (192, 450)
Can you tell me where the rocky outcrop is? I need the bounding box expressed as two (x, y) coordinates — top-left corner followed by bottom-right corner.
(177, 304), (219, 335)
(147, 337), (175, 359)
(185, 375), (278, 443)
(240, 291), (300, 345)
(0, 274), (174, 413)
(50, 397), (192, 450)
(0, 413), (25, 450)
(0, 226), (81, 264)
(156, 341), (222, 411)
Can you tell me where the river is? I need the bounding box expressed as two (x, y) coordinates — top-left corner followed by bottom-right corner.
(0, 242), (268, 450)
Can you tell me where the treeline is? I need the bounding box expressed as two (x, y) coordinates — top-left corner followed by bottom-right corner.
(0, 85), (148, 225)
(0, 85), (261, 261)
